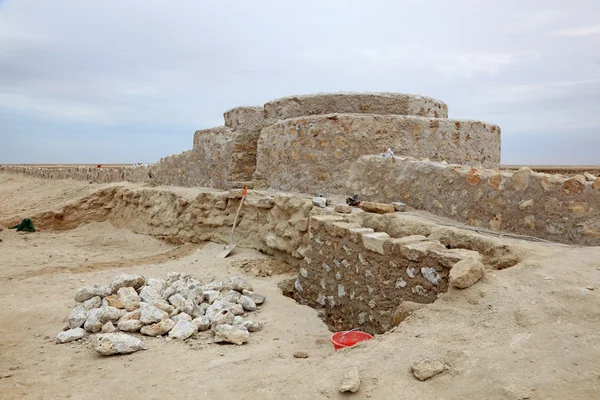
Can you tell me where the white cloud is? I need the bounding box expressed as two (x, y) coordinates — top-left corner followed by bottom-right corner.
(556, 25), (600, 37)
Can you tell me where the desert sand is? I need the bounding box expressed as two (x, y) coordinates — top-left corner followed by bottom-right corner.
(1, 173), (599, 400)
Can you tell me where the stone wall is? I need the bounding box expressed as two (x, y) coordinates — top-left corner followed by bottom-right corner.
(254, 114), (500, 193)
(0, 165), (151, 184)
(346, 155), (600, 245)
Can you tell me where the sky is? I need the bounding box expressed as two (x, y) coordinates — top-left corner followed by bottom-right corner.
(0, 0), (599, 165)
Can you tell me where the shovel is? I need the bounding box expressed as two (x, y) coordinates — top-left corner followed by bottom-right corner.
(217, 186), (248, 258)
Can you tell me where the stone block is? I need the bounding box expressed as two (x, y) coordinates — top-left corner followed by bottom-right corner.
(308, 215), (344, 231)
(398, 241), (446, 261)
(348, 227), (375, 243)
(360, 201), (395, 214)
(361, 232), (392, 255)
(324, 222), (361, 238)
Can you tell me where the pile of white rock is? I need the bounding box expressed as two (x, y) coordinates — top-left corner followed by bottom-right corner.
(56, 272), (266, 355)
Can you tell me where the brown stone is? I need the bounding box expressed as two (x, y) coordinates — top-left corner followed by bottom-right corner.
(449, 258), (485, 289)
(562, 175), (585, 195)
(334, 204), (352, 214)
(593, 178), (600, 190)
(512, 167), (532, 191)
(293, 351), (309, 358)
(465, 168), (481, 186)
(487, 174), (502, 189)
(104, 295), (125, 309)
(360, 201), (395, 214)
(392, 301), (425, 326)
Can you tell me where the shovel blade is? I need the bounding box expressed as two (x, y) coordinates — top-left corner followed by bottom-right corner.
(217, 243), (236, 258)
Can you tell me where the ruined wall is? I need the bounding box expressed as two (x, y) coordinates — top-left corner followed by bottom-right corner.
(254, 114), (500, 193)
(346, 155), (600, 245)
(0, 165), (151, 184)
(296, 215), (482, 334)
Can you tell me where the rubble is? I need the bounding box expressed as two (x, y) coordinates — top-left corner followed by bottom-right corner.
(411, 359), (447, 381)
(58, 272), (267, 352)
(339, 367), (361, 393)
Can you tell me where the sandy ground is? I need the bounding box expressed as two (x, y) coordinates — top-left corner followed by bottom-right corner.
(1, 174), (600, 400)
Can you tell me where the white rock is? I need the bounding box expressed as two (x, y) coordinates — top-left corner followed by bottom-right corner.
(210, 309), (235, 329)
(101, 321), (117, 333)
(152, 300), (175, 314)
(202, 280), (224, 291)
(117, 287), (141, 311)
(172, 313), (192, 324)
(233, 316), (245, 325)
(168, 293), (187, 308)
(227, 304), (245, 316)
(227, 276), (253, 292)
(237, 295), (257, 311)
(190, 303), (206, 319)
(140, 318), (175, 336)
(312, 197), (327, 208)
(84, 308), (105, 333)
(138, 278), (166, 303)
(242, 290), (266, 305)
(93, 333), (147, 356)
(119, 309), (142, 322)
(203, 290), (223, 304)
(68, 297), (102, 329)
(56, 328), (86, 344)
(213, 324), (249, 345)
(117, 320), (144, 332)
(168, 320), (197, 340)
(192, 316), (211, 331)
(449, 259), (485, 289)
(74, 285), (112, 302)
(242, 320), (263, 332)
(411, 359), (446, 381)
(339, 367), (361, 393)
(139, 305), (169, 324)
(110, 274), (145, 292)
(205, 300), (227, 320)
(221, 290), (241, 304)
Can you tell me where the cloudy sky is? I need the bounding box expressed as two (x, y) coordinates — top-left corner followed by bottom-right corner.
(1, 0), (599, 165)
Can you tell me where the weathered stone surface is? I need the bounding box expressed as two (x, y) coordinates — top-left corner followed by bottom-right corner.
(593, 178), (600, 190)
(392, 202), (408, 212)
(104, 295), (126, 309)
(204, 290), (223, 304)
(360, 201), (395, 214)
(227, 276), (253, 292)
(56, 328), (86, 344)
(226, 303), (245, 316)
(562, 175), (586, 195)
(117, 319), (144, 332)
(119, 309), (142, 322)
(140, 318), (175, 336)
(168, 320), (197, 340)
(172, 313), (192, 324)
(117, 287), (141, 311)
(237, 295), (257, 311)
(584, 172), (597, 182)
(449, 259), (485, 289)
(242, 320), (263, 332)
(293, 351), (309, 359)
(242, 289), (266, 305)
(168, 293), (187, 309)
(339, 367), (361, 393)
(312, 197), (327, 208)
(152, 300), (175, 314)
(93, 333), (147, 356)
(110, 274), (145, 292)
(68, 296), (102, 329)
(139, 278), (166, 303)
(193, 316), (211, 331)
(361, 232), (391, 255)
(205, 300), (227, 320)
(213, 324), (249, 345)
(334, 204), (352, 214)
(210, 309), (235, 329)
(74, 285), (112, 302)
(101, 321), (117, 333)
(411, 359), (446, 381)
(221, 290), (241, 304)
(139, 305), (169, 324)
(392, 301), (426, 326)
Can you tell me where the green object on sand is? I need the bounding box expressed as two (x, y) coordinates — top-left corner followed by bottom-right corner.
(9, 218), (36, 232)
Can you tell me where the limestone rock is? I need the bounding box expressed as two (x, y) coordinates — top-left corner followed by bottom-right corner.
(334, 204), (352, 214)
(68, 296), (102, 329)
(101, 321), (117, 333)
(83, 308), (105, 333)
(242, 320), (263, 332)
(392, 202), (408, 212)
(213, 324), (249, 345)
(140, 318), (175, 336)
(293, 351), (309, 358)
(117, 320), (144, 332)
(56, 328), (86, 344)
(584, 172), (597, 182)
(172, 312), (192, 324)
(119, 309), (142, 322)
(104, 294), (126, 309)
(117, 287), (141, 311)
(227, 276), (253, 292)
(168, 320), (197, 340)
(237, 295), (257, 311)
(203, 290), (223, 304)
(139, 278), (166, 303)
(203, 280), (224, 291)
(221, 290), (241, 304)
(411, 359), (446, 381)
(339, 367), (360, 393)
(392, 301), (425, 326)
(74, 284), (112, 302)
(139, 305), (169, 324)
(562, 175), (586, 195)
(93, 333), (147, 356)
(110, 274), (145, 292)
(210, 309), (235, 329)
(205, 300), (227, 320)
(312, 197), (327, 208)
(242, 289), (266, 305)
(360, 201), (395, 214)
(152, 300), (175, 314)
(449, 259), (485, 289)
(193, 316), (211, 331)
(233, 316), (245, 325)
(227, 303), (245, 316)
(168, 293), (187, 309)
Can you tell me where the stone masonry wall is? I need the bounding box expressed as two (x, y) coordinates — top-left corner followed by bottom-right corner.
(254, 114), (500, 193)
(346, 155), (600, 246)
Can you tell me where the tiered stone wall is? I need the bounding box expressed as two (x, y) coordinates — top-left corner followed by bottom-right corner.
(346, 155), (600, 245)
